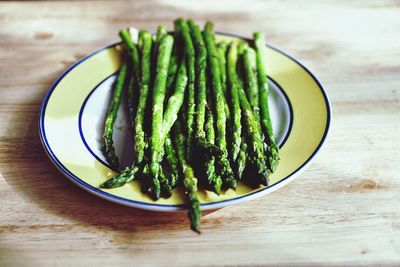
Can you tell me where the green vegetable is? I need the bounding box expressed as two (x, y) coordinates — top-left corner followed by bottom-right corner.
(173, 120), (201, 233)
(217, 42), (228, 97)
(166, 53), (178, 93)
(162, 61), (188, 138)
(119, 29), (140, 82)
(102, 58), (128, 170)
(100, 165), (141, 189)
(134, 30), (152, 165)
(217, 42), (231, 120)
(100, 30), (149, 189)
(237, 72), (270, 185)
(126, 66), (138, 133)
(175, 18), (196, 159)
(205, 106), (223, 194)
(253, 32), (279, 172)
(186, 19), (222, 157)
(188, 20), (207, 143)
(159, 164), (172, 198)
(149, 34), (174, 200)
(164, 133), (180, 188)
(203, 21), (236, 189)
(242, 46), (261, 124)
(226, 42), (242, 163)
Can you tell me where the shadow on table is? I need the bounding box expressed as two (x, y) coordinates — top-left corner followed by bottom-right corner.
(0, 71), (213, 242)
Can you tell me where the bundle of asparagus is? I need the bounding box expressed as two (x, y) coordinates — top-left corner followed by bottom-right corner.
(100, 18), (279, 233)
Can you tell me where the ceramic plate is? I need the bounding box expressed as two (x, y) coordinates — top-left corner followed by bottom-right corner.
(39, 33), (331, 211)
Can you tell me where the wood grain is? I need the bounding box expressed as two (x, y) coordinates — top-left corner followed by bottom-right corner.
(0, 0), (399, 266)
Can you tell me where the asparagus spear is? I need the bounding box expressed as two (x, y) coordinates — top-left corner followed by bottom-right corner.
(125, 30), (141, 131)
(166, 53), (178, 93)
(119, 28), (140, 82)
(217, 42), (231, 121)
(242, 46), (261, 124)
(141, 26), (169, 197)
(149, 34), (174, 200)
(126, 66), (138, 132)
(102, 58), (129, 170)
(100, 30), (149, 189)
(164, 133), (180, 188)
(123, 30), (151, 166)
(159, 163), (172, 198)
(204, 106), (223, 194)
(156, 25), (168, 41)
(188, 20), (207, 143)
(226, 42), (242, 163)
(203, 22), (236, 189)
(152, 25), (168, 83)
(235, 62), (249, 179)
(100, 165), (141, 189)
(253, 32), (279, 172)
(217, 42), (228, 97)
(237, 72), (270, 185)
(158, 59), (189, 194)
(173, 120), (201, 233)
(162, 61), (188, 138)
(120, 27), (141, 136)
(143, 56), (187, 197)
(186, 19), (222, 157)
(175, 18), (196, 160)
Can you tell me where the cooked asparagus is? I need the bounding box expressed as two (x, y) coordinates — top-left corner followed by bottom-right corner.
(102, 58), (129, 170)
(253, 32), (279, 172)
(203, 21), (236, 189)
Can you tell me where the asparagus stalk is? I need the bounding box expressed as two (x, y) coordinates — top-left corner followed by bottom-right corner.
(253, 32), (279, 172)
(164, 133), (180, 188)
(102, 58), (129, 170)
(166, 53), (178, 93)
(203, 21), (236, 189)
(119, 28), (140, 82)
(100, 30), (149, 189)
(152, 25), (168, 81)
(237, 71), (270, 185)
(149, 34), (174, 200)
(175, 18), (196, 160)
(173, 120), (201, 233)
(205, 106), (223, 194)
(217, 42), (228, 97)
(242, 46), (261, 124)
(226, 42), (242, 163)
(158, 59), (189, 194)
(142, 56), (187, 197)
(126, 66), (138, 133)
(217, 42), (231, 121)
(121, 30), (151, 166)
(156, 25), (168, 41)
(186, 19), (222, 157)
(188, 20), (207, 143)
(159, 163), (172, 198)
(100, 165), (141, 188)
(235, 62), (249, 179)
(125, 30), (141, 131)
(162, 61), (188, 138)
(141, 26), (169, 196)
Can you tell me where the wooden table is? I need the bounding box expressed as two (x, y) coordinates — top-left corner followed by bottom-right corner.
(1, 1), (399, 266)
